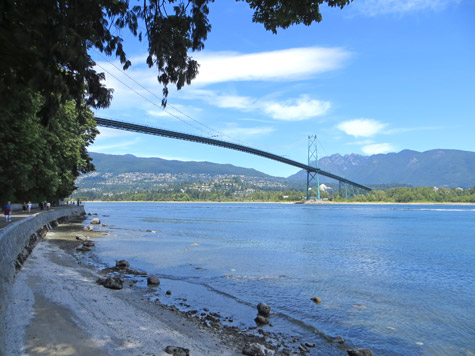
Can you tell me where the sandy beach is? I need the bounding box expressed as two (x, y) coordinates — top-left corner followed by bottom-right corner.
(4, 219), (270, 356)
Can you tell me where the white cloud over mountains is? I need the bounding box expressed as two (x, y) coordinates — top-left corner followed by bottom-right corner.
(362, 143), (395, 154)
(337, 119), (396, 154)
(337, 119), (387, 137)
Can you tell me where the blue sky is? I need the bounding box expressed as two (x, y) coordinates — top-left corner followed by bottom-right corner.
(90, 0), (475, 178)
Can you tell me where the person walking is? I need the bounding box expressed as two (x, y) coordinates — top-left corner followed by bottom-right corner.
(27, 201), (32, 213)
(4, 201), (12, 222)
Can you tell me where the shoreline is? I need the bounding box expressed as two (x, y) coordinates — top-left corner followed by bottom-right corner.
(5, 218), (251, 356)
(6, 214), (352, 356)
(82, 200), (475, 204)
(82, 200), (475, 206)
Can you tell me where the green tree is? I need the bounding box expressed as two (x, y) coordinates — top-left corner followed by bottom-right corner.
(0, 89), (97, 203)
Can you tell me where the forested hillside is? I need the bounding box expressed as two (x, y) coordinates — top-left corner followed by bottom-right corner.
(288, 149), (475, 188)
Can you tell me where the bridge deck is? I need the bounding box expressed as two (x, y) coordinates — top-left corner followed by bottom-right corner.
(95, 117), (371, 191)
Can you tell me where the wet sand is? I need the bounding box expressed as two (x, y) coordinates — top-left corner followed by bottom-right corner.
(5, 216), (303, 356)
(5, 219), (255, 356)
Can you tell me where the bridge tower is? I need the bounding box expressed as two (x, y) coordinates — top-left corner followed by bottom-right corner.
(306, 135), (320, 200)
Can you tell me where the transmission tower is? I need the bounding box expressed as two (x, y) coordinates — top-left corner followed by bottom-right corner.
(306, 135), (320, 200)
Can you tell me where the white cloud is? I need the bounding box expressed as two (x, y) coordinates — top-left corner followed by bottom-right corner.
(337, 119), (387, 137)
(362, 143), (395, 155)
(214, 95), (256, 110)
(186, 89), (330, 121)
(262, 96), (331, 121)
(384, 125), (444, 134)
(193, 47), (351, 85)
(356, 0), (460, 15)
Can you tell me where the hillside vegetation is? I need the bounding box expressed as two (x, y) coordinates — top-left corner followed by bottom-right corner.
(71, 152), (475, 203)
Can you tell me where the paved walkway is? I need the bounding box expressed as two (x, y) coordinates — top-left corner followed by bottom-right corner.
(0, 205), (82, 230)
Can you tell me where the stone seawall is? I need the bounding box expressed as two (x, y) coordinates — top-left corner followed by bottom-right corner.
(0, 205), (85, 356)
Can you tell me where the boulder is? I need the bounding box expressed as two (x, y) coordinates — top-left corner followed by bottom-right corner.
(82, 240), (95, 247)
(83, 225), (93, 231)
(164, 346), (190, 356)
(115, 260), (130, 269)
(90, 218), (101, 224)
(298, 344), (309, 353)
(147, 275), (160, 285)
(102, 223), (108, 227)
(242, 343), (275, 356)
(257, 302), (271, 317)
(347, 349), (374, 356)
(76, 246), (91, 252)
(166, 290), (172, 295)
(75, 234), (88, 241)
(97, 276), (123, 290)
(311, 297), (322, 304)
(255, 315), (269, 325)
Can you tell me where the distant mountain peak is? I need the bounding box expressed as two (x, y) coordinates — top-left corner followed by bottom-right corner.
(288, 149), (475, 188)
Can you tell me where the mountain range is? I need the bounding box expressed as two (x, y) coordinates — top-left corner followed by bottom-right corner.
(82, 149), (475, 190)
(288, 149), (475, 188)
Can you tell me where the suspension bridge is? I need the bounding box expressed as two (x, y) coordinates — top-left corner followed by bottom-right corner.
(94, 117), (371, 198)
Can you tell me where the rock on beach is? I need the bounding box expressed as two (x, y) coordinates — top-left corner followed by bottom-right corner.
(75, 234), (88, 241)
(115, 260), (130, 269)
(97, 276), (124, 290)
(311, 297), (322, 304)
(242, 342), (275, 356)
(76, 245), (91, 252)
(257, 302), (271, 317)
(255, 315), (269, 325)
(164, 346), (190, 356)
(347, 348), (374, 356)
(147, 275), (160, 285)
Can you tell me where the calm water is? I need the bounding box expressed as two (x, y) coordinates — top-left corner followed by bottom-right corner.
(82, 202), (475, 355)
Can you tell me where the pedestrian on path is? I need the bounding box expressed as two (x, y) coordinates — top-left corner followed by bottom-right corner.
(27, 201), (32, 213)
(4, 201), (12, 222)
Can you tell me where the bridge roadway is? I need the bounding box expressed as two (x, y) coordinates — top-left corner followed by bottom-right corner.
(95, 117), (371, 192)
